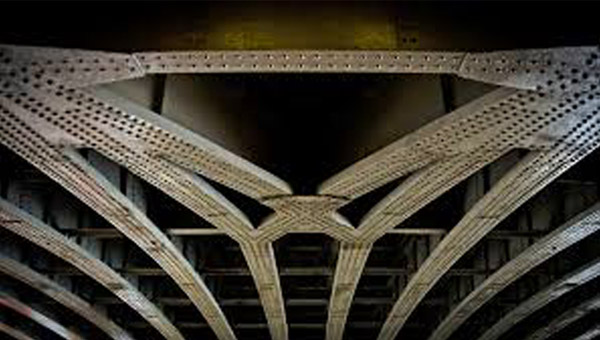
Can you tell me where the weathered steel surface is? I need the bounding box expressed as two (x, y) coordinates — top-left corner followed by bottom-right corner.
(0, 90), (236, 339)
(134, 51), (465, 74)
(0, 45), (143, 90)
(0, 255), (134, 340)
(0, 198), (183, 340)
(428, 203), (600, 340)
(0, 293), (84, 340)
(477, 259), (600, 340)
(328, 90), (600, 339)
(1, 45), (600, 340)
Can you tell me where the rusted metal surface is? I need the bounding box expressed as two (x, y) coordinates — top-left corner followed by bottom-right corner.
(0, 255), (134, 340)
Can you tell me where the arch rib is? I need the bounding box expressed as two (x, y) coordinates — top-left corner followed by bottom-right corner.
(0, 92), (237, 339)
(78, 88), (289, 340)
(324, 83), (588, 340)
(0, 198), (183, 340)
(428, 202), (600, 340)
(324, 87), (521, 340)
(477, 258), (600, 340)
(525, 294), (600, 340)
(0, 294), (83, 340)
(1, 45), (600, 340)
(377, 98), (600, 339)
(0, 255), (134, 340)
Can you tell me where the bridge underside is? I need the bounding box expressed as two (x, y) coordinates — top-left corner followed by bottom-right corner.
(1, 3), (600, 340)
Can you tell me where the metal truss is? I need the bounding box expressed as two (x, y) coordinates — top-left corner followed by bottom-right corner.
(0, 198), (183, 340)
(1, 44), (600, 340)
(0, 255), (133, 340)
(428, 202), (600, 340)
(477, 258), (600, 340)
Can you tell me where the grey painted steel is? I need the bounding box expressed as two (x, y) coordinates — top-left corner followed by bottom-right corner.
(83, 87), (289, 340)
(1, 45), (600, 340)
(525, 294), (600, 340)
(0, 89), (236, 339)
(328, 91), (600, 339)
(0, 322), (36, 340)
(0, 198), (183, 340)
(428, 202), (600, 340)
(0, 45), (144, 89)
(134, 51), (465, 75)
(0, 294), (84, 340)
(0, 256), (134, 340)
(478, 259), (600, 340)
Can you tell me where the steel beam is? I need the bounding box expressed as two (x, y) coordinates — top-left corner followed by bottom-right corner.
(0, 93), (235, 339)
(86, 87), (289, 340)
(0, 256), (134, 340)
(0, 198), (183, 340)
(375, 93), (600, 339)
(477, 258), (600, 340)
(2, 45), (600, 340)
(428, 202), (600, 340)
(525, 294), (600, 340)
(0, 294), (83, 340)
(58, 227), (448, 237)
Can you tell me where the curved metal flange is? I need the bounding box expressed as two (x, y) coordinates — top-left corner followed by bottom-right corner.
(0, 78), (283, 339)
(238, 241), (287, 340)
(376, 99), (600, 340)
(88, 87), (292, 200)
(325, 85), (596, 339)
(0, 322), (34, 340)
(63, 89), (293, 340)
(428, 202), (600, 340)
(2, 45), (600, 340)
(319, 87), (517, 199)
(326, 242), (372, 340)
(525, 294), (600, 340)
(0, 93), (236, 340)
(0, 198), (183, 340)
(0, 256), (134, 340)
(477, 258), (600, 340)
(0, 293), (83, 340)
